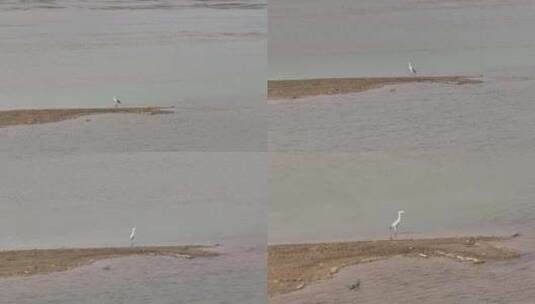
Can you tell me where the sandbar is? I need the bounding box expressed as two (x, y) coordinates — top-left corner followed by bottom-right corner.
(268, 235), (519, 296)
(0, 245), (217, 278)
(267, 76), (483, 100)
(0, 106), (173, 128)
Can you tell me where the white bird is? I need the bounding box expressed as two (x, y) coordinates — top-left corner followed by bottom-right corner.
(408, 61), (417, 75)
(129, 227), (136, 247)
(389, 210), (405, 239)
(113, 97), (122, 107)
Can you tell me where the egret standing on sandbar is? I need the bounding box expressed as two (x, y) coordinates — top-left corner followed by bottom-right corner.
(113, 97), (122, 107)
(389, 210), (405, 239)
(408, 61), (417, 75)
(129, 227), (136, 247)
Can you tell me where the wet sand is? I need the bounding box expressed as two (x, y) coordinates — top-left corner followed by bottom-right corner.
(0, 107), (173, 128)
(268, 235), (519, 297)
(267, 76), (482, 100)
(0, 245), (217, 278)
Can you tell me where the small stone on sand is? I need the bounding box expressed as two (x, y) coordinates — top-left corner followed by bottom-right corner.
(329, 266), (339, 275)
(348, 279), (361, 291)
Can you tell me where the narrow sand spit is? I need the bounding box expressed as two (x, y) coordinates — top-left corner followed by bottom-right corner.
(0, 106), (174, 128)
(268, 235), (519, 296)
(267, 76), (483, 100)
(0, 245), (217, 277)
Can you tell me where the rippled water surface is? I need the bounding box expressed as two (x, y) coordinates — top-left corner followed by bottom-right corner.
(0, 0), (265, 109)
(269, 1), (535, 303)
(1, 246), (266, 304)
(269, 72), (535, 153)
(272, 241), (535, 304)
(0, 150), (266, 303)
(269, 0), (535, 79)
(268, 1), (535, 240)
(0, 0), (267, 151)
(0, 152), (266, 249)
(1, 1), (266, 303)
(269, 73), (535, 245)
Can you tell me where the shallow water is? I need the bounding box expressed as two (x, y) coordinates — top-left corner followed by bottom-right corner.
(269, 0), (535, 79)
(270, 150), (535, 244)
(272, 241), (535, 304)
(269, 71), (535, 243)
(0, 246), (266, 304)
(268, 1), (535, 301)
(0, 0), (267, 151)
(0, 0), (266, 109)
(0, 152), (265, 249)
(269, 73), (535, 153)
(0, 150), (266, 303)
(0, 107), (266, 152)
(268, 71), (535, 303)
(270, 149), (535, 303)
(0, 1), (266, 302)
